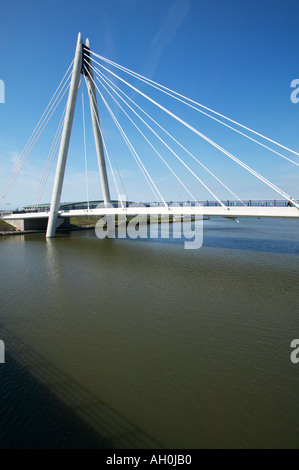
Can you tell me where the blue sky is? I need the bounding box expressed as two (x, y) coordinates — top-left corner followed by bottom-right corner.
(0, 0), (299, 208)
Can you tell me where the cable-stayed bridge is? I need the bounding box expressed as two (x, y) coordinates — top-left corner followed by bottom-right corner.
(1, 33), (299, 236)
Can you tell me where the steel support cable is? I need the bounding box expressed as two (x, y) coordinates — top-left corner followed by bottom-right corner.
(88, 51), (299, 159)
(102, 135), (125, 209)
(83, 64), (165, 205)
(109, 151), (128, 203)
(88, 62), (197, 202)
(101, 94), (161, 204)
(97, 63), (299, 167)
(0, 70), (72, 204)
(35, 76), (82, 209)
(0, 80), (71, 205)
(86, 58), (297, 207)
(92, 63), (243, 205)
(0, 67), (73, 202)
(90, 64), (205, 204)
(91, 54), (299, 167)
(32, 104), (67, 208)
(33, 128), (63, 209)
(35, 123), (64, 208)
(91, 63), (227, 208)
(84, 64), (157, 202)
(102, 136), (125, 209)
(84, 77), (124, 209)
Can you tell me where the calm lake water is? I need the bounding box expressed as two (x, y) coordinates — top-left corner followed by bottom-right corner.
(0, 217), (299, 449)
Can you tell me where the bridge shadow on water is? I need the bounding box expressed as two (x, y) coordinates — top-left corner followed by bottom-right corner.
(0, 324), (163, 449)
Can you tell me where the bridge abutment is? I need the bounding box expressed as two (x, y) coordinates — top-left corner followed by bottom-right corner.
(8, 217), (70, 232)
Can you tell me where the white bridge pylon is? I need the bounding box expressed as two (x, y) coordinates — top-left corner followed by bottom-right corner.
(46, 33), (111, 238)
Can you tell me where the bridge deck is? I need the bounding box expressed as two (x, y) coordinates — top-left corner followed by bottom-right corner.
(3, 205), (299, 220)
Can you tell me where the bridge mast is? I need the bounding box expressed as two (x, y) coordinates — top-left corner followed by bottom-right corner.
(46, 33), (111, 238)
(83, 38), (111, 205)
(46, 33), (83, 238)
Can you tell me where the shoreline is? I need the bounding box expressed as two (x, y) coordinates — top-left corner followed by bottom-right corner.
(0, 216), (202, 238)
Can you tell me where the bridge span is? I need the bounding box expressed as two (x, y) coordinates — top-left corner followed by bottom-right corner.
(3, 204), (299, 231)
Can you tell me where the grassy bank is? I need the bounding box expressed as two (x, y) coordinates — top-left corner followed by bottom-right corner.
(70, 216), (102, 227)
(70, 214), (198, 228)
(0, 220), (17, 232)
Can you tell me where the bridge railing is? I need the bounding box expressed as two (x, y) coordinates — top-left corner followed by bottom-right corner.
(203, 199), (290, 207)
(16, 199), (295, 214)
